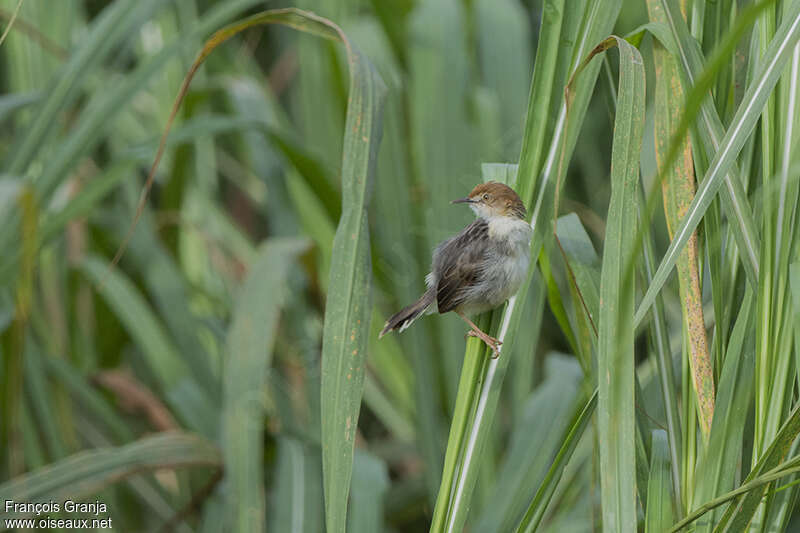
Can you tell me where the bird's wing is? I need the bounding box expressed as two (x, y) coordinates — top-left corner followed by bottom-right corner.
(432, 218), (489, 313)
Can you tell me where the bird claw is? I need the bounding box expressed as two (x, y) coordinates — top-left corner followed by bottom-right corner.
(466, 330), (502, 358)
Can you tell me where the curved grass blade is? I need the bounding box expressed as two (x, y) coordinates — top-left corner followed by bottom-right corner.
(590, 36), (646, 532)
(36, 0), (267, 205)
(0, 432), (220, 515)
(222, 238), (309, 533)
(635, 0), (800, 327)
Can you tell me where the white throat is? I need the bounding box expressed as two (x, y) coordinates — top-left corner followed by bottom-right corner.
(486, 214), (531, 243)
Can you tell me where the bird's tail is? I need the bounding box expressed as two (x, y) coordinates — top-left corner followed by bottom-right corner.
(380, 288), (435, 338)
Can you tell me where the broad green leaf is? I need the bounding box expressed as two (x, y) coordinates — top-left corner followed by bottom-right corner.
(222, 238), (308, 533)
(570, 35), (645, 533)
(564, 37), (645, 531)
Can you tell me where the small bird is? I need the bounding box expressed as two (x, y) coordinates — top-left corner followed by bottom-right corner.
(380, 181), (532, 357)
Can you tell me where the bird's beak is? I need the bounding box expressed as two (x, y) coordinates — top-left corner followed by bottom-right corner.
(451, 197), (474, 204)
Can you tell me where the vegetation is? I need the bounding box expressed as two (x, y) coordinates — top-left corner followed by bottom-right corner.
(1, 0), (800, 531)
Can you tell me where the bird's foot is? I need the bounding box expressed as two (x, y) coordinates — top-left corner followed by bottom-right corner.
(466, 329), (502, 358)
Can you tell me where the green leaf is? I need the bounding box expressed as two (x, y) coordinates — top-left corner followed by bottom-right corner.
(592, 35), (646, 532)
(311, 15), (387, 533)
(222, 237), (309, 533)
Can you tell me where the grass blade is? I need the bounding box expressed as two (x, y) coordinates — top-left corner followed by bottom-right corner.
(316, 38), (386, 533)
(592, 36), (646, 532)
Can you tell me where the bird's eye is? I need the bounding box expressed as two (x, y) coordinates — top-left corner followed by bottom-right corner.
(482, 193), (490, 201)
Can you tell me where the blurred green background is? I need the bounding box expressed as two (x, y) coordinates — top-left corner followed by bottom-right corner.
(2, 0), (800, 531)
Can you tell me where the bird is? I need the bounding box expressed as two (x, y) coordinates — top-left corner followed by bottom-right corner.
(379, 181), (532, 357)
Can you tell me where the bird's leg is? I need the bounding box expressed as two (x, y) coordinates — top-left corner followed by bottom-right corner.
(456, 311), (502, 358)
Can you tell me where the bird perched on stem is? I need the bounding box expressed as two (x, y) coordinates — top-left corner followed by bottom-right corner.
(380, 182), (532, 357)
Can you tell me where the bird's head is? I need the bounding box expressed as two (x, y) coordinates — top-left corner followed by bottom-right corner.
(451, 181), (527, 220)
